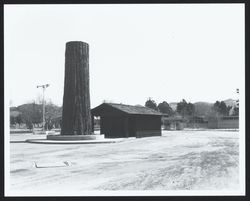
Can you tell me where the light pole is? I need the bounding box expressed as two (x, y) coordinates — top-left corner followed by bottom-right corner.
(37, 84), (50, 131)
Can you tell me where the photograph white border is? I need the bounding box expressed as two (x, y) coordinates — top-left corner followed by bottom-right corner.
(4, 3), (246, 196)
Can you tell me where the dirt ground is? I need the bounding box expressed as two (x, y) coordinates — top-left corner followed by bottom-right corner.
(8, 130), (239, 195)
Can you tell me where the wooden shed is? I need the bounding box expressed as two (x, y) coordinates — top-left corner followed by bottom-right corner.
(91, 103), (163, 138)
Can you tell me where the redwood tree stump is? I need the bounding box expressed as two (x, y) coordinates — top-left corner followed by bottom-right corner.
(61, 41), (92, 135)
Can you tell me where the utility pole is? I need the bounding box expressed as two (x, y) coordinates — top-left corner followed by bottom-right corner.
(37, 84), (50, 131)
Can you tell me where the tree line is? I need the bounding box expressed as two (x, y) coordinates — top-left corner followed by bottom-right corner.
(10, 98), (239, 129)
(145, 98), (239, 118)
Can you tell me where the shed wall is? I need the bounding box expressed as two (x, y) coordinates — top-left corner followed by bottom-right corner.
(135, 115), (161, 138)
(101, 116), (127, 138)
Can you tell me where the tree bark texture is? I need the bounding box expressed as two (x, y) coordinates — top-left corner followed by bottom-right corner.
(61, 41), (92, 135)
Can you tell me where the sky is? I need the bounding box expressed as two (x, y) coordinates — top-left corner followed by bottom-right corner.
(4, 4), (245, 108)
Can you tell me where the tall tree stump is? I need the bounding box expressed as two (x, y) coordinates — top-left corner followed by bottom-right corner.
(61, 41), (92, 135)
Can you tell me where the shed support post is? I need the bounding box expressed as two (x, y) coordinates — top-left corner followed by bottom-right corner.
(91, 115), (94, 133)
(124, 116), (129, 138)
(100, 116), (103, 135)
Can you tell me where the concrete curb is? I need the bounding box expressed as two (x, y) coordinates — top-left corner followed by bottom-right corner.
(47, 134), (105, 141)
(25, 138), (122, 144)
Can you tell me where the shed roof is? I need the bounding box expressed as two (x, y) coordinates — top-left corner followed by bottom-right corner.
(91, 103), (163, 116)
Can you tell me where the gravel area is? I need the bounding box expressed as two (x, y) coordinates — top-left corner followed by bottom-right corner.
(7, 130), (239, 195)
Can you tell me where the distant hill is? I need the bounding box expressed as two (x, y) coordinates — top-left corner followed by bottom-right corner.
(10, 110), (21, 117)
(193, 102), (213, 116)
(10, 106), (18, 112)
(10, 103), (62, 120)
(223, 99), (237, 107)
(169, 102), (178, 111)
